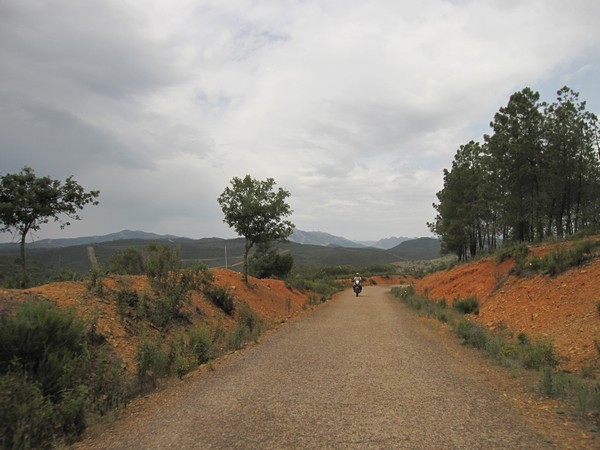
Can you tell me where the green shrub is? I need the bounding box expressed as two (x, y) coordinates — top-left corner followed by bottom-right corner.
(285, 267), (343, 299)
(540, 367), (557, 397)
(307, 293), (320, 306)
(519, 338), (559, 370)
(437, 312), (449, 323)
(86, 267), (106, 297)
(225, 303), (266, 351)
(110, 247), (145, 275)
(135, 336), (168, 388)
(145, 244), (210, 297)
(86, 344), (132, 416)
(227, 324), (245, 350)
(485, 334), (506, 362)
(0, 301), (87, 396)
(453, 318), (487, 349)
(517, 332), (529, 345)
(167, 334), (196, 379)
(115, 289), (139, 317)
(0, 372), (55, 449)
(497, 243), (528, 264)
(452, 296), (480, 315)
(249, 243), (294, 279)
(204, 284), (235, 315)
(390, 285), (415, 300)
(0, 300), (90, 445)
(0, 300), (135, 447)
(141, 245), (212, 327)
(499, 243), (530, 276)
(150, 294), (184, 329)
(236, 302), (264, 342)
(188, 324), (215, 364)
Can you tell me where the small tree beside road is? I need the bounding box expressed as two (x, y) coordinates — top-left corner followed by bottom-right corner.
(218, 175), (294, 283)
(0, 166), (99, 287)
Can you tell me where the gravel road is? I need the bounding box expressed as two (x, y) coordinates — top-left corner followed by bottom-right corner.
(75, 285), (588, 449)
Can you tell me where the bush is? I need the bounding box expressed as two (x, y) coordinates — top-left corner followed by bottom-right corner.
(453, 318), (488, 349)
(188, 324), (215, 364)
(86, 267), (106, 297)
(167, 334), (196, 379)
(143, 244), (212, 327)
(519, 338), (559, 370)
(203, 284), (235, 315)
(86, 344), (132, 416)
(110, 247), (145, 275)
(115, 289), (139, 317)
(0, 300), (90, 446)
(150, 294), (184, 329)
(452, 296), (480, 315)
(249, 243), (294, 279)
(145, 244), (210, 294)
(135, 336), (168, 389)
(497, 243), (528, 264)
(0, 300), (134, 447)
(0, 372), (55, 449)
(237, 302), (264, 342)
(225, 303), (265, 350)
(285, 267), (344, 299)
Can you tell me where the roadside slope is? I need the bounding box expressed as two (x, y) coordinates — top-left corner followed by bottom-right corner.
(413, 240), (600, 373)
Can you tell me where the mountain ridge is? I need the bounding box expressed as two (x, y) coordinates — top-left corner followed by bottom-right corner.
(1, 229), (430, 250)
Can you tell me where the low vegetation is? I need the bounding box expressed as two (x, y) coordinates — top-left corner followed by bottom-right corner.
(390, 286), (600, 424)
(0, 288), (270, 447)
(0, 244), (275, 447)
(0, 300), (133, 448)
(497, 239), (600, 277)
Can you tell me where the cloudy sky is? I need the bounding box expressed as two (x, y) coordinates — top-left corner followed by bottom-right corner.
(1, 0), (599, 243)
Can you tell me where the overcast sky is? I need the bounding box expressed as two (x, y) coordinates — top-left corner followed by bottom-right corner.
(1, 0), (599, 243)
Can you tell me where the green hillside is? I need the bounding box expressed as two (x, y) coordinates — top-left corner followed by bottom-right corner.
(0, 236), (443, 287)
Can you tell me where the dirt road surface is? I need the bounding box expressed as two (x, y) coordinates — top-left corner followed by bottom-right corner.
(75, 286), (592, 449)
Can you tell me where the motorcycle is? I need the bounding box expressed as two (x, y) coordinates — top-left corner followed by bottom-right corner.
(353, 279), (362, 296)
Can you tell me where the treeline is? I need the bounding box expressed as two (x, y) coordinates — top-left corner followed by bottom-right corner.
(429, 86), (600, 261)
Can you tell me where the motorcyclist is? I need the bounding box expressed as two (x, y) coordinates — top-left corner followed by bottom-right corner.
(352, 273), (363, 296)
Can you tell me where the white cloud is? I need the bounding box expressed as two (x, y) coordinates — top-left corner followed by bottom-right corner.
(1, 0), (599, 242)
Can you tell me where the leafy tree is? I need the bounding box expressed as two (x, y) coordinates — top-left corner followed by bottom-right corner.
(430, 86), (600, 253)
(249, 242), (294, 279)
(0, 167), (99, 287)
(110, 246), (145, 274)
(542, 87), (600, 237)
(485, 87), (545, 242)
(429, 141), (488, 261)
(218, 175), (294, 282)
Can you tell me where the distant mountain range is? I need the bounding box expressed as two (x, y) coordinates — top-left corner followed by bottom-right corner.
(289, 230), (364, 248)
(1, 229), (424, 251)
(0, 229), (184, 249)
(0, 230), (443, 284)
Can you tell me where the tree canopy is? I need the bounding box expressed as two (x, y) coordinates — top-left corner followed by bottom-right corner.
(0, 166), (99, 287)
(429, 87), (600, 261)
(218, 175), (294, 282)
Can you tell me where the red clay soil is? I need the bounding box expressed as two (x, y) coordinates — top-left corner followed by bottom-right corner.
(0, 269), (311, 372)
(413, 239), (600, 373)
